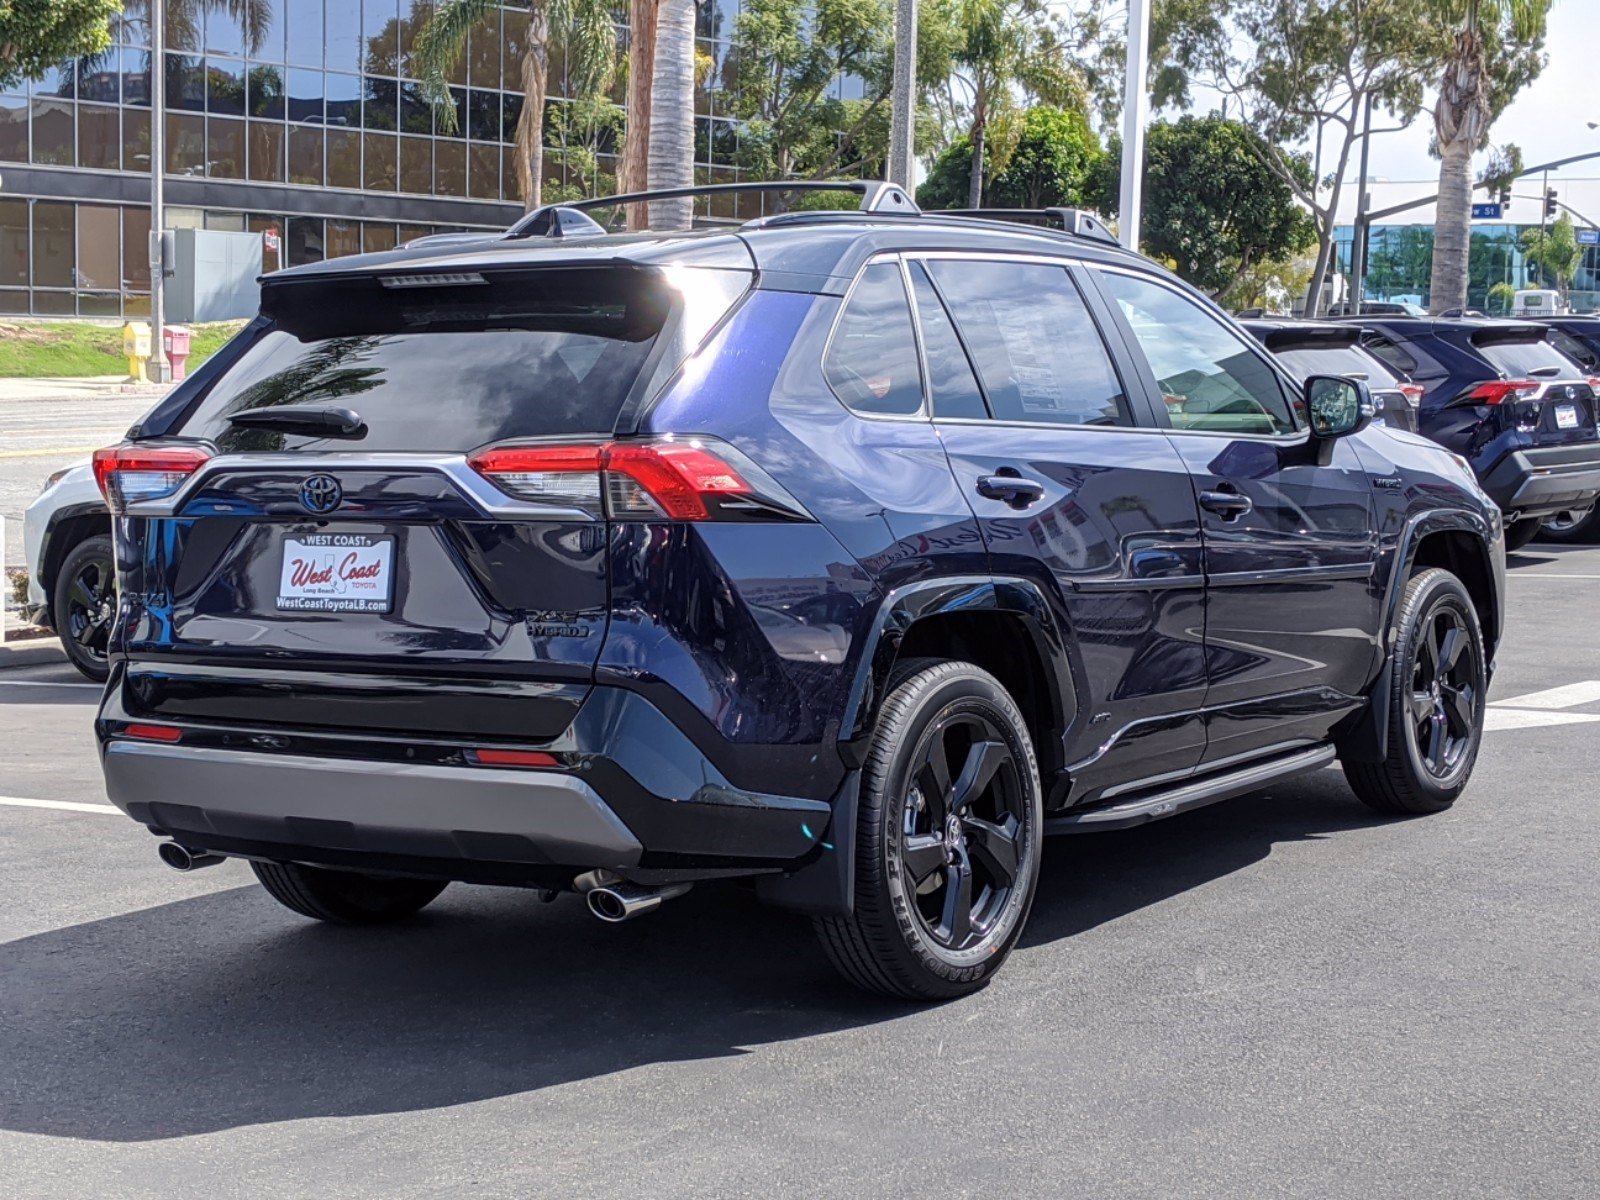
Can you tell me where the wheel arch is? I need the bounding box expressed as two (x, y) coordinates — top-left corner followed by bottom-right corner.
(37, 505), (112, 630)
(1340, 509), (1501, 764)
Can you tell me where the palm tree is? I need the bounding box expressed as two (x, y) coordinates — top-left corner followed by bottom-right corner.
(645, 0), (696, 229)
(619, 0), (659, 227)
(1427, 0), (1551, 314)
(414, 0), (616, 210)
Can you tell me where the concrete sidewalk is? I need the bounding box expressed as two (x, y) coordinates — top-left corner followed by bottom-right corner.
(0, 375), (173, 403)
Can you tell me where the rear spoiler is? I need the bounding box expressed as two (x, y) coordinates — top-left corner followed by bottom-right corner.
(1248, 325), (1365, 351)
(1467, 323), (1550, 347)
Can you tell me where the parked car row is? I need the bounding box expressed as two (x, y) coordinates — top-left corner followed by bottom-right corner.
(1243, 313), (1600, 551)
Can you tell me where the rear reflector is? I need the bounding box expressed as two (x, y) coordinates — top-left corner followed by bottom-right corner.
(1399, 384), (1424, 405)
(469, 437), (757, 521)
(93, 444), (211, 511)
(1462, 379), (1539, 405)
(468, 748), (558, 768)
(124, 723), (182, 743)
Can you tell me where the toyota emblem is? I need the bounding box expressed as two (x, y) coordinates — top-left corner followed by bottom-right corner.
(299, 474), (343, 514)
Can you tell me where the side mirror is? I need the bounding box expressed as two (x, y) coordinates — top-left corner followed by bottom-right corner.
(1304, 374), (1374, 449)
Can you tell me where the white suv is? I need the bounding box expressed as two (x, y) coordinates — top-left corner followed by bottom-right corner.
(24, 460), (113, 681)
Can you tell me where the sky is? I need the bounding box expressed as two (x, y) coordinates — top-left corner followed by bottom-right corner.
(1169, 2), (1600, 187)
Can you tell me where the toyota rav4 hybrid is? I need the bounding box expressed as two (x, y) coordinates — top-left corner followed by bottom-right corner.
(1350, 317), (1600, 551)
(90, 185), (1505, 1001)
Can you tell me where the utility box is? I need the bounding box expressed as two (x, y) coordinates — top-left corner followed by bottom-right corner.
(167, 228), (263, 323)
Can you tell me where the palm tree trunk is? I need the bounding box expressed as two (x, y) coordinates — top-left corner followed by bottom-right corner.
(513, 5), (551, 211)
(647, 0), (695, 230)
(966, 92), (986, 208)
(1429, 134), (1476, 314)
(621, 0), (659, 229)
(1429, 30), (1488, 314)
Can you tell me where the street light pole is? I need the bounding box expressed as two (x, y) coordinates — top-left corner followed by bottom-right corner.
(1350, 94), (1374, 316)
(149, 0), (169, 384)
(886, 0), (917, 189)
(1117, 0), (1151, 251)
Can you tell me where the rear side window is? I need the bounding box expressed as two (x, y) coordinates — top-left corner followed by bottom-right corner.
(1100, 270), (1295, 435)
(175, 267), (688, 452)
(907, 262), (986, 419)
(1477, 337), (1584, 379)
(1273, 344), (1400, 386)
(925, 259), (1129, 427)
(825, 261), (924, 416)
(1550, 331), (1599, 371)
(1362, 333), (1420, 377)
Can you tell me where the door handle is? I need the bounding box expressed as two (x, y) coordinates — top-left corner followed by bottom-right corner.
(1199, 488), (1253, 520)
(976, 474), (1046, 509)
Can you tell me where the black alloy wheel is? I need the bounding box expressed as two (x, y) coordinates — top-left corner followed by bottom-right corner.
(899, 711), (1026, 953)
(53, 535), (115, 683)
(815, 659), (1042, 1001)
(1407, 603), (1478, 780)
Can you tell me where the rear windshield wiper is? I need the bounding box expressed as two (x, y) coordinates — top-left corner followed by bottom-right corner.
(1527, 366), (1563, 378)
(227, 405), (365, 436)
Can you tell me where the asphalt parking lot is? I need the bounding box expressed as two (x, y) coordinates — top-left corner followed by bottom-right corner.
(1, 546), (1597, 1199)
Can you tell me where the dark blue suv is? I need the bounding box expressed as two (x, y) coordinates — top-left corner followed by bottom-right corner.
(1352, 317), (1600, 550)
(91, 185), (1504, 1000)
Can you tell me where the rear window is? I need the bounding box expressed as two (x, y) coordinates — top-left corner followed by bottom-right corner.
(1476, 337), (1583, 379)
(173, 267), (720, 453)
(1362, 333), (1419, 377)
(1273, 344), (1401, 387)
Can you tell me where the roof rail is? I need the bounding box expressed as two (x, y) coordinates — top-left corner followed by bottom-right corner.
(505, 180), (920, 239)
(930, 207), (1120, 247)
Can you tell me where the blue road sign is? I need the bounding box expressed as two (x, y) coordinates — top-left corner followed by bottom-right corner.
(1471, 202), (1503, 220)
(1579, 228), (1600, 246)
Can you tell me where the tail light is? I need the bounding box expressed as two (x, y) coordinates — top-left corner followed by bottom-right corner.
(1399, 384), (1424, 406)
(93, 443), (211, 512)
(1586, 376), (1600, 394)
(468, 436), (808, 522)
(1457, 379), (1539, 405)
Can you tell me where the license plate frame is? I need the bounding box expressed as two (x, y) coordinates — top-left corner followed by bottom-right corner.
(1556, 403), (1580, 430)
(276, 533), (396, 613)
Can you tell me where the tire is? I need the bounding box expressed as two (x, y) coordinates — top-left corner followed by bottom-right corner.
(52, 534), (115, 683)
(251, 861), (447, 924)
(1502, 517), (1542, 553)
(1537, 504), (1600, 544)
(1342, 568), (1487, 815)
(815, 659), (1043, 1001)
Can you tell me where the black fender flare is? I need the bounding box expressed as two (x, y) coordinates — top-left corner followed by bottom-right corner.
(36, 501), (113, 629)
(1339, 508), (1501, 764)
(758, 575), (1076, 918)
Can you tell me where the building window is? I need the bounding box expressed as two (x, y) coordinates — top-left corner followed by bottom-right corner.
(327, 128), (362, 189)
(31, 98), (74, 165)
(0, 198), (28, 287)
(79, 206), (122, 292)
(79, 104), (121, 170)
(33, 201), (74, 290)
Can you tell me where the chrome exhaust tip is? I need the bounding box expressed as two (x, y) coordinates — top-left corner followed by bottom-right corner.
(575, 871), (690, 923)
(157, 841), (225, 872)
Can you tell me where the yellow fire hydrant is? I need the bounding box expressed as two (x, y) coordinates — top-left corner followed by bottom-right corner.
(122, 321), (152, 383)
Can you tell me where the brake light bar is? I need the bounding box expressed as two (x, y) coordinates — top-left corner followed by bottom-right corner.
(1462, 379), (1540, 405)
(469, 437), (762, 521)
(93, 444), (211, 511)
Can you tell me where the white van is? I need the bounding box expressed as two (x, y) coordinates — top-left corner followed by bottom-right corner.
(1513, 289), (1567, 317)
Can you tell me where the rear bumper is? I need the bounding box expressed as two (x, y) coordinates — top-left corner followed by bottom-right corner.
(1479, 444), (1600, 518)
(96, 677), (838, 887)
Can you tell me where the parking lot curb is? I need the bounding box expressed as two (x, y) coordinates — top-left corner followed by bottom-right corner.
(0, 638), (66, 669)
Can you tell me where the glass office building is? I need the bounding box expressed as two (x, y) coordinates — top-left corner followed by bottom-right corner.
(0, 0), (773, 317)
(1334, 221), (1600, 313)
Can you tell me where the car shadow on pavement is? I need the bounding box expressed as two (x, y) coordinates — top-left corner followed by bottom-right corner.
(0, 768), (1385, 1143)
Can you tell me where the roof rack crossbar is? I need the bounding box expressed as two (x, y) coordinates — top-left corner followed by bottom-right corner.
(505, 180), (919, 239)
(931, 207), (1119, 247)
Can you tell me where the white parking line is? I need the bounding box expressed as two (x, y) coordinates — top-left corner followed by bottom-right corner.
(1492, 681), (1600, 710)
(0, 679), (102, 690)
(0, 795), (118, 815)
(1484, 709), (1600, 731)
(1509, 573), (1600, 580)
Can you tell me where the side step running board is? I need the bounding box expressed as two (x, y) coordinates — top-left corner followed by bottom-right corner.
(1044, 745), (1336, 834)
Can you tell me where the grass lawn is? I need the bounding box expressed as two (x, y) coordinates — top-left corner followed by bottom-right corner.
(0, 320), (246, 379)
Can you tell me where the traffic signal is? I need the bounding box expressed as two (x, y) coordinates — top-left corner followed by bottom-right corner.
(1546, 188), (1559, 218)
(1499, 186), (1512, 209)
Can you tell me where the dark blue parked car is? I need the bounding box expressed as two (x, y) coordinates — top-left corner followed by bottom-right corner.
(1240, 318), (1421, 433)
(1351, 317), (1600, 550)
(91, 185), (1504, 1000)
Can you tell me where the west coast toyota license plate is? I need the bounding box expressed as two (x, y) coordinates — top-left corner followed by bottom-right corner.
(277, 533), (395, 612)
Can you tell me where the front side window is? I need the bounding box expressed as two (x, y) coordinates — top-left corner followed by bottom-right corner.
(925, 259), (1129, 427)
(1101, 271), (1296, 435)
(825, 261), (924, 416)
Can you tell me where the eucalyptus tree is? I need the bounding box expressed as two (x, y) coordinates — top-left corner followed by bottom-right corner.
(413, 0), (616, 209)
(1426, 0), (1551, 313)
